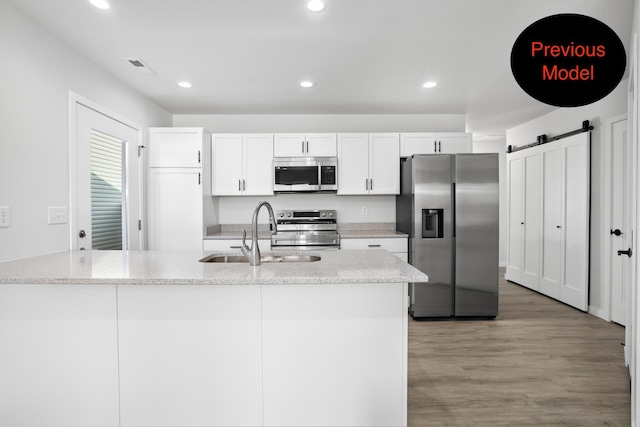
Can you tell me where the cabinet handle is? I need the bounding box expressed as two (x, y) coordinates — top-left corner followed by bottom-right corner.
(438, 141), (441, 152)
(239, 180), (242, 191)
(198, 150), (201, 164)
(434, 141), (437, 152)
(306, 141), (309, 153)
(369, 178), (373, 190)
(198, 172), (201, 185)
(557, 225), (562, 229)
(368, 244), (382, 248)
(302, 141), (305, 153)
(365, 179), (369, 190)
(230, 245), (242, 249)
(611, 229), (623, 236)
(243, 179), (246, 191)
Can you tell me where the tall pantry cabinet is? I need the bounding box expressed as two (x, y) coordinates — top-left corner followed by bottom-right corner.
(505, 133), (590, 311)
(148, 128), (214, 250)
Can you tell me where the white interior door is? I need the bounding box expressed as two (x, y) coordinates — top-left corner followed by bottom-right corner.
(521, 147), (541, 291)
(72, 101), (142, 251)
(559, 133), (590, 312)
(539, 144), (562, 299)
(609, 116), (630, 325)
(505, 151), (523, 282)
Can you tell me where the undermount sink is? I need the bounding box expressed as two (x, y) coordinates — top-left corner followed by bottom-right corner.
(200, 254), (321, 263)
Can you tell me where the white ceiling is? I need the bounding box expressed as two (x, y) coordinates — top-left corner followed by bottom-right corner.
(7, 0), (635, 139)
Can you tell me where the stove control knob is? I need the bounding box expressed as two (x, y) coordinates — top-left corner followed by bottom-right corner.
(321, 212), (326, 217)
(287, 212), (292, 218)
(278, 212), (285, 218)
(328, 212), (334, 217)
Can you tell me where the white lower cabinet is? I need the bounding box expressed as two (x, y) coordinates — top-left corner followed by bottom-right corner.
(0, 285), (120, 427)
(341, 237), (408, 261)
(0, 281), (408, 427)
(261, 283), (407, 427)
(149, 168), (204, 250)
(118, 285), (263, 427)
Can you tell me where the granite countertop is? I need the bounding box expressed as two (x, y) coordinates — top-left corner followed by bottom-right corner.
(338, 230), (408, 239)
(0, 249), (428, 286)
(204, 223), (408, 240)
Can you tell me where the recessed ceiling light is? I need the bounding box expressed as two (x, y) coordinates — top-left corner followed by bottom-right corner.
(306, 0), (327, 12)
(422, 81), (437, 88)
(178, 81), (193, 89)
(299, 80), (316, 88)
(89, 0), (110, 10)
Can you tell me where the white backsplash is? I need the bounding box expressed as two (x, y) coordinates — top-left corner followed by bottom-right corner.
(216, 194), (396, 224)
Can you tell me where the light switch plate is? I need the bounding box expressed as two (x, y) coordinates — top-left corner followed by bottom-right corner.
(0, 206), (10, 227)
(48, 207), (68, 225)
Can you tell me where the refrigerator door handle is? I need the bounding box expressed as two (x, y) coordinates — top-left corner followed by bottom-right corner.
(452, 182), (456, 238)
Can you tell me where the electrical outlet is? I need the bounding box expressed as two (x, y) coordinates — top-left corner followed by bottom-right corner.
(0, 206), (10, 227)
(48, 207), (68, 225)
(362, 206), (368, 215)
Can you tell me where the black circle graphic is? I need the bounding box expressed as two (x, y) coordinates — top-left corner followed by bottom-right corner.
(511, 14), (626, 107)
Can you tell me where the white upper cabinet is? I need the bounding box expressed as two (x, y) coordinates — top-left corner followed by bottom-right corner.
(337, 133), (400, 195)
(400, 132), (472, 156)
(337, 134), (369, 194)
(274, 133), (337, 157)
(149, 128), (204, 167)
(212, 134), (274, 196)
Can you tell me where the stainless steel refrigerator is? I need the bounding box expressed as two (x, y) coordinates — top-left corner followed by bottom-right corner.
(396, 154), (499, 318)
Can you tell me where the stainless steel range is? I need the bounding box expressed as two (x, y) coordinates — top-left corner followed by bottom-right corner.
(270, 209), (340, 250)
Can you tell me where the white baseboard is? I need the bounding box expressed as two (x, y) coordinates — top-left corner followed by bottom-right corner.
(588, 305), (609, 322)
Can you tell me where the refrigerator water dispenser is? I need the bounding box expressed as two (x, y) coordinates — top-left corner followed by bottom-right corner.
(422, 209), (443, 238)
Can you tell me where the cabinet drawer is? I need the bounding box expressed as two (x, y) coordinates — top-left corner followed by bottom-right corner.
(340, 238), (407, 253)
(204, 239), (271, 251)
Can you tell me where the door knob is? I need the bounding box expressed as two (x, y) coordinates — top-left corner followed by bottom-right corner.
(617, 248), (632, 257)
(79, 230), (86, 238)
(611, 229), (623, 236)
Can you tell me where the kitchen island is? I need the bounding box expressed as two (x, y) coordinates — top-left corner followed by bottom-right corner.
(0, 249), (427, 427)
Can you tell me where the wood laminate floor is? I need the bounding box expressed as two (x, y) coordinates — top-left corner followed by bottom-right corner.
(407, 271), (630, 427)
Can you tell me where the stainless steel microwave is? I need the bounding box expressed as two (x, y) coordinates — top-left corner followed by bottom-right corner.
(274, 157), (338, 192)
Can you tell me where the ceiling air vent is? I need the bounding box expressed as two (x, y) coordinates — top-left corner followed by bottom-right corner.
(124, 58), (157, 75)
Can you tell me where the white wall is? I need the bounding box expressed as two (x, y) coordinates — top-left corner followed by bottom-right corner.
(218, 194), (396, 225)
(506, 80), (628, 319)
(173, 114), (466, 133)
(0, 2), (172, 262)
(473, 139), (507, 267)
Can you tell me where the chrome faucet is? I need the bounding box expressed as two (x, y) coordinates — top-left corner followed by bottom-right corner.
(241, 201), (278, 266)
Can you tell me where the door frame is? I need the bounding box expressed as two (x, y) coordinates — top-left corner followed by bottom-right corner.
(68, 91), (145, 250)
(602, 112), (630, 322)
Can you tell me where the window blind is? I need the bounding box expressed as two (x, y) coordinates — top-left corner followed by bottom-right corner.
(90, 130), (124, 250)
